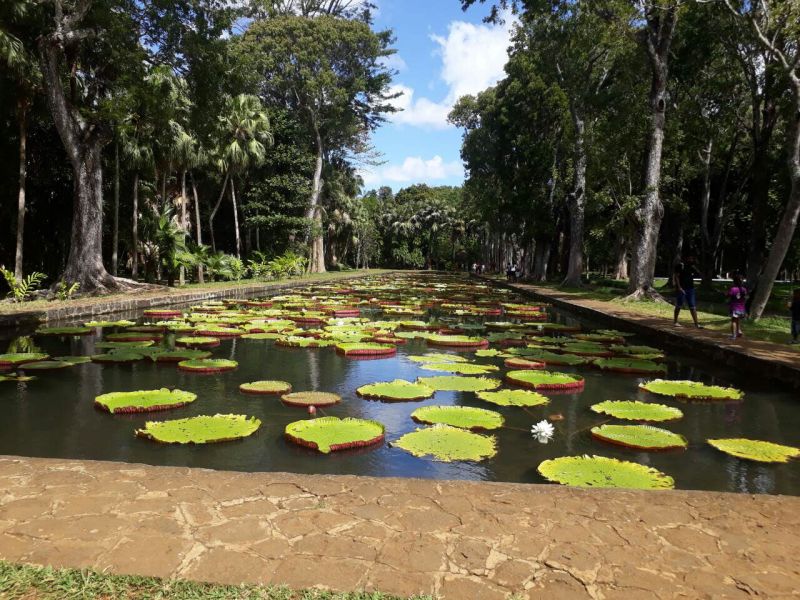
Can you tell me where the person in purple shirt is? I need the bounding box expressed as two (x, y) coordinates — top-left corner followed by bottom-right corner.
(727, 273), (748, 340)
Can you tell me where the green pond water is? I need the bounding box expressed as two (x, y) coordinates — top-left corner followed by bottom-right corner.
(0, 274), (797, 495)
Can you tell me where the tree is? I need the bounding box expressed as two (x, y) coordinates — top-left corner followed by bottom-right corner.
(723, 0), (800, 320)
(236, 14), (396, 272)
(209, 94), (272, 258)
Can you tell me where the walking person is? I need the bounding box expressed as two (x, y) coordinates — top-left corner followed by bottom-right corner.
(789, 289), (800, 344)
(673, 257), (701, 328)
(727, 273), (748, 340)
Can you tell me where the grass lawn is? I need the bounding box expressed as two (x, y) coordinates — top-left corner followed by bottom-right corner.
(0, 561), (433, 600)
(513, 277), (797, 347)
(0, 270), (393, 316)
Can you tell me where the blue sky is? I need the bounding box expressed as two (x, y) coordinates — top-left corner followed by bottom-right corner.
(358, 0), (515, 191)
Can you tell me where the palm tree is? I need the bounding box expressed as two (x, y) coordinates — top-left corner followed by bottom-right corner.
(210, 94), (273, 258)
(170, 127), (202, 284)
(1, 0), (39, 281)
(120, 119), (154, 280)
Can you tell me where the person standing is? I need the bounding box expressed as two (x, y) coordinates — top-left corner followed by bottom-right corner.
(788, 289), (800, 344)
(727, 273), (748, 340)
(673, 258), (701, 328)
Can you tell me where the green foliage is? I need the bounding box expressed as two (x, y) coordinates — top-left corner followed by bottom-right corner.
(136, 414), (261, 444)
(94, 388), (197, 414)
(538, 456), (675, 490)
(53, 281), (80, 301)
(591, 424), (688, 451)
(285, 417), (385, 454)
(393, 425), (497, 462)
(707, 439), (800, 464)
(411, 406), (504, 431)
(0, 267), (45, 302)
(590, 400), (683, 422)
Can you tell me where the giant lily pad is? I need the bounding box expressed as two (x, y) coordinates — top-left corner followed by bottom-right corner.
(504, 357), (545, 370)
(285, 417), (385, 453)
(18, 360), (73, 371)
(415, 375), (501, 392)
(175, 337), (220, 348)
(538, 455), (674, 489)
(357, 379), (435, 401)
(393, 425), (497, 462)
(411, 406), (504, 431)
(149, 349), (212, 363)
(593, 358), (666, 375)
(591, 424), (687, 451)
(35, 326), (92, 336)
(407, 353), (469, 364)
(239, 380), (292, 395)
(640, 379), (743, 401)
(506, 370), (585, 392)
(52, 356), (92, 365)
(84, 320), (135, 328)
(106, 332), (162, 342)
(281, 391), (341, 407)
(95, 388), (197, 414)
(590, 400), (683, 422)
(419, 362), (499, 375)
(0, 374), (36, 382)
(136, 414), (260, 444)
(427, 334), (488, 348)
(177, 358), (237, 373)
(94, 341), (155, 350)
(0, 353), (49, 367)
(335, 342), (396, 357)
(507, 348), (589, 366)
(476, 389), (550, 407)
(91, 352), (145, 364)
(707, 439), (800, 463)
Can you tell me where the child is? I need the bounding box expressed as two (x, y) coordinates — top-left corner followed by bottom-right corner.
(727, 274), (748, 340)
(790, 289), (800, 344)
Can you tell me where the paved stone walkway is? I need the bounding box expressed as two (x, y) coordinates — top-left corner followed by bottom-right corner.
(1, 457), (798, 599)
(490, 278), (800, 386)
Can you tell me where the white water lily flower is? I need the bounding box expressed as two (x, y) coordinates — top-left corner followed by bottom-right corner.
(531, 420), (554, 444)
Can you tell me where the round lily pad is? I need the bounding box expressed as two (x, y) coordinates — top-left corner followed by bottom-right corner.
(419, 362), (499, 375)
(474, 349), (507, 358)
(276, 336), (334, 348)
(175, 337), (220, 348)
(95, 388), (197, 414)
(84, 320), (136, 328)
(593, 358), (667, 375)
(150, 349), (212, 363)
(177, 358), (237, 373)
(91, 352), (145, 364)
(504, 357), (545, 370)
(136, 414), (260, 444)
(106, 332), (162, 343)
(52, 356), (92, 365)
(196, 326), (244, 338)
(411, 406), (504, 431)
(408, 353), (469, 364)
(335, 342), (397, 357)
(507, 349), (589, 366)
(18, 360), (73, 371)
(356, 379), (435, 401)
(285, 417), (385, 453)
(476, 389), (550, 407)
(427, 334), (488, 348)
(281, 391), (341, 407)
(0, 374), (36, 382)
(239, 380), (292, 395)
(393, 425), (497, 462)
(0, 353), (49, 366)
(35, 326), (92, 336)
(506, 370), (585, 392)
(537, 455), (674, 489)
(707, 439), (800, 463)
(142, 309), (183, 318)
(591, 424), (688, 451)
(640, 379), (743, 401)
(95, 341), (155, 350)
(590, 400), (683, 422)
(415, 375), (501, 392)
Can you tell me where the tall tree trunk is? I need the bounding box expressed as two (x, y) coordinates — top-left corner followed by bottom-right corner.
(132, 172), (139, 278)
(531, 239), (551, 282)
(627, 3), (678, 299)
(306, 121), (326, 273)
(563, 111), (586, 287)
(111, 137), (120, 276)
(230, 177), (241, 259)
(14, 96), (29, 281)
(179, 169), (187, 285)
(209, 172), (229, 253)
(614, 235), (628, 280)
(40, 31), (117, 292)
(699, 138), (715, 288)
(190, 171), (204, 283)
(749, 81), (800, 319)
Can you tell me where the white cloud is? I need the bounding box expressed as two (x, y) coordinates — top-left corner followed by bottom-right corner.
(360, 155), (464, 187)
(388, 85), (452, 130)
(389, 13), (515, 130)
(380, 53), (408, 73)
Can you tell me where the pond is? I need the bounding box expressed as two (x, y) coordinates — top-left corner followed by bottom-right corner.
(0, 273), (797, 495)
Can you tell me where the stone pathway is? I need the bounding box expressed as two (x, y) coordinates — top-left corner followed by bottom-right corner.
(492, 278), (800, 386)
(1, 456), (798, 599)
